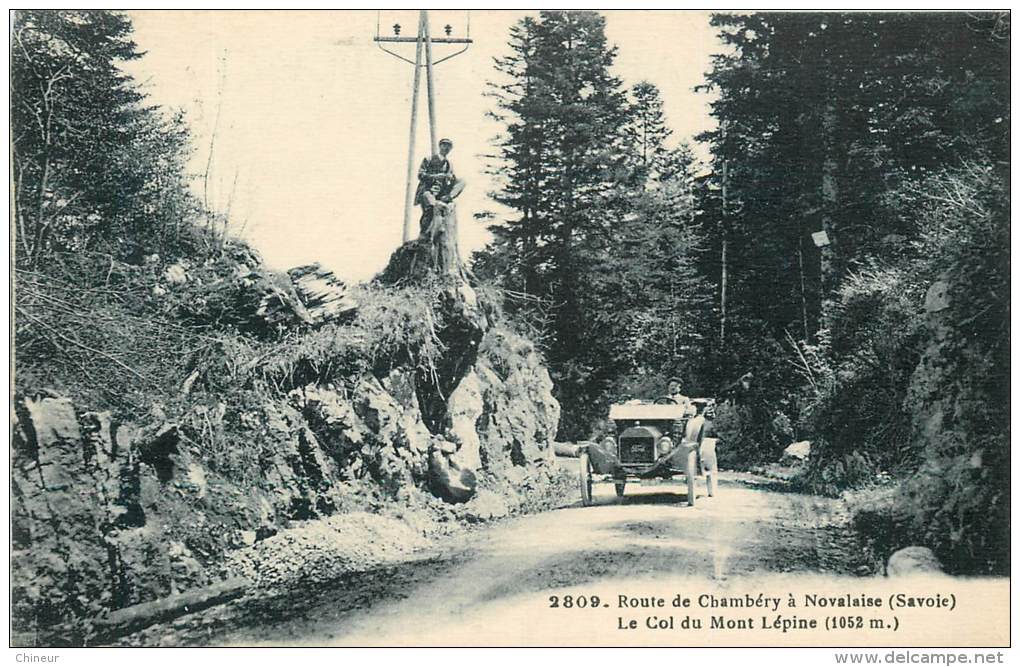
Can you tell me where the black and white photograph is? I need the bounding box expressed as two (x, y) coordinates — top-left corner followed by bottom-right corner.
(8, 8), (1010, 652)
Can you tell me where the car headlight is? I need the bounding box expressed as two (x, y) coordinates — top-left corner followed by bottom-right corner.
(657, 436), (673, 455)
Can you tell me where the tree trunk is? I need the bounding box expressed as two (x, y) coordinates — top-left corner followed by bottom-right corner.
(430, 205), (465, 279)
(720, 147), (729, 346)
(522, 209), (539, 296)
(32, 112), (53, 264)
(819, 101), (839, 330)
(377, 204), (467, 285)
(798, 231), (810, 342)
(91, 577), (248, 641)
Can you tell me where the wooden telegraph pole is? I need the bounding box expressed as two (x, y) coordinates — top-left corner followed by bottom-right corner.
(374, 11), (472, 243)
(401, 13), (425, 245)
(422, 13), (439, 157)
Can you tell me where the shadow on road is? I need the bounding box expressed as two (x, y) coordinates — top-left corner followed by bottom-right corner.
(475, 543), (716, 604)
(112, 553), (470, 647)
(569, 485), (698, 508)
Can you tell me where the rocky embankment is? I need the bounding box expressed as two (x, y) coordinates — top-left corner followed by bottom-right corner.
(12, 241), (566, 645)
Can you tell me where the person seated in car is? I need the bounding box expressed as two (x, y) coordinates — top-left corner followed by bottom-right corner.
(666, 376), (696, 417)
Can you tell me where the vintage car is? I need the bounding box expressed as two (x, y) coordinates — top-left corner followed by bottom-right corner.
(579, 396), (719, 506)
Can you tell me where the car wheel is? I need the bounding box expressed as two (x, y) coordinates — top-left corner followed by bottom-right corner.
(579, 451), (593, 507)
(614, 481), (626, 498)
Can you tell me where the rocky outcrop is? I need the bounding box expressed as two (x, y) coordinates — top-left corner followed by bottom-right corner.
(475, 327), (560, 472)
(287, 263), (358, 325)
(166, 253), (356, 337)
(446, 371), (484, 471)
(903, 261), (1008, 574)
(12, 395), (113, 634)
(11, 394), (246, 642)
(414, 283), (489, 435)
(11, 321), (561, 640)
(254, 265), (358, 331)
(373, 223), (494, 502)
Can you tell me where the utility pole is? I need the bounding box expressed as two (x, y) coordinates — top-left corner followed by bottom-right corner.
(422, 13), (439, 156)
(374, 11), (472, 243)
(400, 13), (425, 244)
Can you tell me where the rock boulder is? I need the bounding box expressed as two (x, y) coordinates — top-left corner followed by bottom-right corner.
(781, 440), (811, 465)
(887, 546), (945, 577)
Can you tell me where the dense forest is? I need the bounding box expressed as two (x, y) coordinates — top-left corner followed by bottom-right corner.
(475, 11), (1009, 573)
(11, 8), (1010, 588)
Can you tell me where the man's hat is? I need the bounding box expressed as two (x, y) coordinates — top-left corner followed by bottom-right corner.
(439, 137), (454, 147)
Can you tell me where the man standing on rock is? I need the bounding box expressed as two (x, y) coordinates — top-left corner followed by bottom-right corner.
(416, 137), (465, 238)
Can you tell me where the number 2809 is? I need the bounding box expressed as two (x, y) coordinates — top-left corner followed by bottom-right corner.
(548, 594), (602, 609)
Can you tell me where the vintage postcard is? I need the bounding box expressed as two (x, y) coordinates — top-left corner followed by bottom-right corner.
(8, 9), (1010, 653)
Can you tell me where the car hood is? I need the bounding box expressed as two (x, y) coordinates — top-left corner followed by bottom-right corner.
(608, 403), (687, 420)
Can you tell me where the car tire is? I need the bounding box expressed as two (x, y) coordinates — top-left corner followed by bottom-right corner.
(579, 451), (593, 507)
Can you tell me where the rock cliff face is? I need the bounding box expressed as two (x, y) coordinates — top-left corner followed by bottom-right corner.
(11, 321), (560, 641)
(12, 227), (564, 642)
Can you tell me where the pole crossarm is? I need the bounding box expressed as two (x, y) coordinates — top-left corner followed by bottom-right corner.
(374, 36), (472, 66)
(374, 36), (472, 44)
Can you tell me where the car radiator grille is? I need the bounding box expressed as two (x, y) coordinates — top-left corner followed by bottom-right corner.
(619, 436), (655, 464)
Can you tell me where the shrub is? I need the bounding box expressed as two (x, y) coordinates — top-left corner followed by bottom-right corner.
(792, 266), (926, 490)
(712, 397), (794, 469)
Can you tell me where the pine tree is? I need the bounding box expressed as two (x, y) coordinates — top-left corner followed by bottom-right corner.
(624, 81), (674, 187)
(481, 11), (633, 436)
(483, 17), (547, 300)
(12, 10), (198, 265)
(480, 12), (732, 435)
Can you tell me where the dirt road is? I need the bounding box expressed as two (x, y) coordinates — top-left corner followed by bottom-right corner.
(117, 471), (881, 647)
